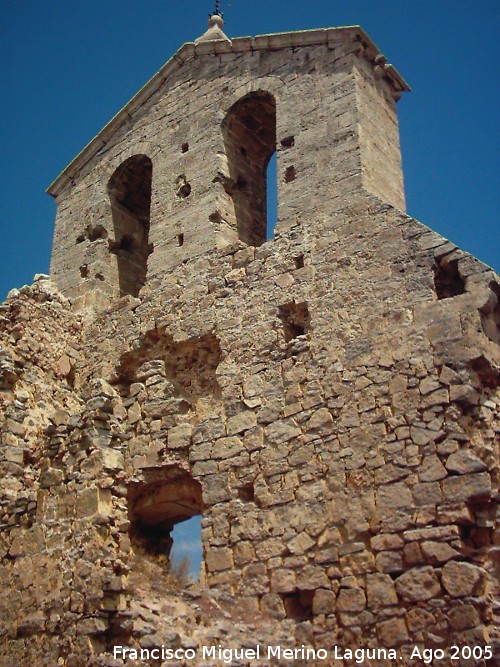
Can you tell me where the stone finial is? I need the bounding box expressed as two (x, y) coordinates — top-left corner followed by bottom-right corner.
(195, 13), (231, 44)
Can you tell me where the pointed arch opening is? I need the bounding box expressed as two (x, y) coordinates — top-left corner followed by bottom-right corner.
(108, 155), (152, 297)
(221, 91), (277, 246)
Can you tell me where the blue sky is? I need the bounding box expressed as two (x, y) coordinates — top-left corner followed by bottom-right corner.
(1, 1), (498, 302)
(171, 515), (203, 577)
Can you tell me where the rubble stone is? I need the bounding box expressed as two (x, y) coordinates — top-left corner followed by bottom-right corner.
(441, 561), (487, 598)
(395, 567), (442, 601)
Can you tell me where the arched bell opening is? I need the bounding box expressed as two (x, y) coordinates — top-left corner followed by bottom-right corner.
(221, 91), (277, 246)
(107, 155), (153, 297)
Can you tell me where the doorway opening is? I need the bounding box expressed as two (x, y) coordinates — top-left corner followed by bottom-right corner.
(128, 468), (203, 583)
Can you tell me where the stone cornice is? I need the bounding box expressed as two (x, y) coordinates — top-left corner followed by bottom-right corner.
(47, 26), (410, 199)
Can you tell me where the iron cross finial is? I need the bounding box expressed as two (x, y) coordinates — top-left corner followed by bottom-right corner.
(212, 1), (223, 18)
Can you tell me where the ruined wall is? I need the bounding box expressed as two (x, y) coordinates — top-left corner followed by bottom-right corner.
(1, 190), (498, 666)
(1, 22), (498, 667)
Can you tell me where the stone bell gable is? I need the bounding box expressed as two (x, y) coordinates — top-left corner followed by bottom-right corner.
(47, 22), (408, 312)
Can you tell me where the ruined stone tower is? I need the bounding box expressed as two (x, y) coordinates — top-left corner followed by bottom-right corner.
(0, 12), (498, 667)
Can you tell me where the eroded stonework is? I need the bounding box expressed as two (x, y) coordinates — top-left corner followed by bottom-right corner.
(0, 19), (498, 667)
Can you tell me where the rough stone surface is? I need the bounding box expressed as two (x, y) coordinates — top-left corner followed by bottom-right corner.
(395, 567), (443, 602)
(0, 15), (498, 667)
(441, 561), (487, 598)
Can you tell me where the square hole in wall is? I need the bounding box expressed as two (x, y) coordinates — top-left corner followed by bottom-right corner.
(433, 257), (466, 299)
(279, 590), (314, 621)
(279, 301), (311, 342)
(280, 135), (295, 149)
(294, 254), (305, 269)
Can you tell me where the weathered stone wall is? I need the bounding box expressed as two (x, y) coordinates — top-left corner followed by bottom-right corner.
(1, 22), (498, 667)
(355, 60), (405, 209)
(1, 190), (498, 665)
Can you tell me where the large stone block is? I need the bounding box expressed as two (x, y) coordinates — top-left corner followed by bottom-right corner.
(76, 488), (113, 519)
(205, 547), (234, 573)
(441, 561), (486, 598)
(395, 567), (442, 602)
(366, 573), (398, 609)
(442, 472), (491, 502)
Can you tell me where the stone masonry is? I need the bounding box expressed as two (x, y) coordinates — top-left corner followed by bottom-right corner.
(0, 15), (498, 667)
